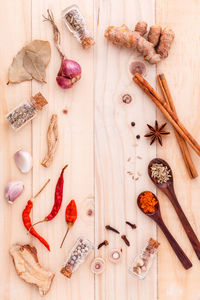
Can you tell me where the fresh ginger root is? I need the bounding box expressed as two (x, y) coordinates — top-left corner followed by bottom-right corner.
(104, 21), (174, 64)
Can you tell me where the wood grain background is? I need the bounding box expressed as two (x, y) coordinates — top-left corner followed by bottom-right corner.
(0, 0), (200, 299)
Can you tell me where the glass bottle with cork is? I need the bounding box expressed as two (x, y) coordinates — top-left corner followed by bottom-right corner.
(6, 92), (48, 131)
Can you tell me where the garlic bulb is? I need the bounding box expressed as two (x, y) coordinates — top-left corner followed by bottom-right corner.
(5, 181), (24, 204)
(14, 150), (32, 173)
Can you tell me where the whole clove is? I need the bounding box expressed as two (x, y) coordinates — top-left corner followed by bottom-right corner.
(126, 221), (137, 230)
(97, 240), (109, 250)
(105, 225), (120, 234)
(121, 235), (130, 246)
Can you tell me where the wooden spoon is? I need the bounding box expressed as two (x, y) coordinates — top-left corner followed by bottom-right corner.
(148, 158), (200, 260)
(137, 191), (192, 270)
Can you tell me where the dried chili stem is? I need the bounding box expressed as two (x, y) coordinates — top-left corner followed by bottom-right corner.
(32, 179), (50, 201)
(43, 9), (64, 59)
(60, 223), (72, 248)
(28, 179), (50, 233)
(41, 114), (59, 168)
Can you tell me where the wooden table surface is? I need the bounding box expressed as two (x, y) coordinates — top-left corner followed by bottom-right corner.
(1, 0), (200, 299)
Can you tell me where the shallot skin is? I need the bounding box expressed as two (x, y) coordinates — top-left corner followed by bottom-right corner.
(56, 59), (82, 89)
(61, 59), (82, 79)
(56, 76), (73, 89)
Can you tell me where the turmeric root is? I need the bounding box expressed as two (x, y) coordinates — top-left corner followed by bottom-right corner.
(157, 27), (175, 58)
(148, 25), (162, 46)
(105, 24), (161, 64)
(104, 21), (174, 64)
(135, 21), (147, 36)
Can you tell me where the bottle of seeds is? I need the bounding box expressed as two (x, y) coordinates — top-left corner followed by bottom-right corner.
(60, 237), (94, 278)
(6, 92), (48, 131)
(129, 238), (160, 279)
(61, 5), (95, 49)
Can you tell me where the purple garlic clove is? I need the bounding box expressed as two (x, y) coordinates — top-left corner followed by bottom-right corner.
(5, 181), (24, 204)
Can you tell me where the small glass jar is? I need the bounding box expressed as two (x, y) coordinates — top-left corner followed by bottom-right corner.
(6, 92), (48, 131)
(60, 237), (94, 278)
(61, 5), (94, 49)
(129, 238), (160, 279)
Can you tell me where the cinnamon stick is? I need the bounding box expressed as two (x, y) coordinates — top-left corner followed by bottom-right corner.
(157, 74), (198, 179)
(133, 73), (200, 156)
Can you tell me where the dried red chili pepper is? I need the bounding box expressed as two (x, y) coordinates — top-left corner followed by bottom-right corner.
(60, 200), (77, 248)
(46, 164), (68, 220)
(31, 165), (68, 228)
(22, 179), (50, 251)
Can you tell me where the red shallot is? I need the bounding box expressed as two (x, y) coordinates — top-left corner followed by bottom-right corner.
(43, 10), (81, 89)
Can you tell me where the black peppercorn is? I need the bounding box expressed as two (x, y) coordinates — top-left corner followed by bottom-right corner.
(136, 135), (140, 139)
(131, 122), (135, 127)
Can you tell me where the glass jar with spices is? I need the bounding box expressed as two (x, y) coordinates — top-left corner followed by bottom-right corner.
(60, 237), (94, 279)
(61, 5), (95, 49)
(6, 92), (48, 131)
(129, 238), (160, 279)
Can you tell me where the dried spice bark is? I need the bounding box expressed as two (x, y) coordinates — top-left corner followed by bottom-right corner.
(10, 244), (55, 296)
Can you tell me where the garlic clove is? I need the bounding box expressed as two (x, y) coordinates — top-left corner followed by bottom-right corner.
(5, 181), (24, 204)
(14, 150), (32, 173)
(91, 258), (105, 274)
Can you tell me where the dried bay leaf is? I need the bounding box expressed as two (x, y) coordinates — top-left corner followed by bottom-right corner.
(8, 48), (32, 83)
(24, 40), (51, 67)
(8, 40), (51, 84)
(23, 51), (46, 83)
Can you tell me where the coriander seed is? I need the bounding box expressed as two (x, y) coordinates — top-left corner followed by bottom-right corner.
(151, 163), (171, 183)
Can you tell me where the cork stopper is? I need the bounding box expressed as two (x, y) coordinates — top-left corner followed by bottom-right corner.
(149, 238), (160, 249)
(60, 264), (73, 278)
(31, 92), (48, 110)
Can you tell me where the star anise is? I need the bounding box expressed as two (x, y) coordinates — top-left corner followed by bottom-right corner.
(144, 121), (170, 146)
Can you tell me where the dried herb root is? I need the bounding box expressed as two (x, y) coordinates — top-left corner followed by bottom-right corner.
(41, 114), (58, 168)
(43, 9), (64, 59)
